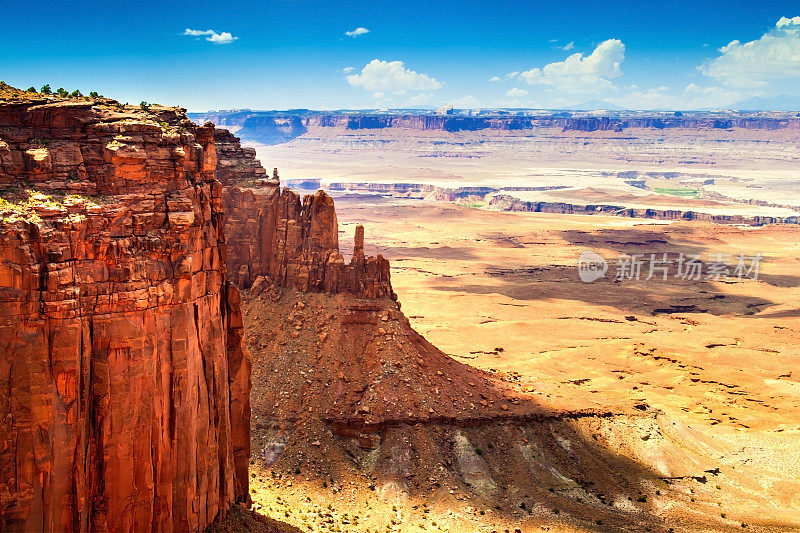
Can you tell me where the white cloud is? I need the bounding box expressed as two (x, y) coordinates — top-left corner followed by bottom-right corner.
(371, 92), (386, 100)
(513, 39), (625, 94)
(506, 88), (528, 97)
(777, 16), (800, 28)
(605, 86), (672, 109)
(682, 83), (741, 108)
(550, 97), (575, 108)
(347, 59), (442, 92)
(491, 98), (523, 107)
(345, 27), (370, 37)
(183, 29), (215, 36)
(206, 32), (237, 44)
(182, 28), (238, 44)
(405, 93), (431, 106)
(604, 83), (741, 110)
(449, 95), (479, 108)
(342, 66), (354, 74)
(489, 72), (520, 82)
(561, 41), (575, 51)
(700, 17), (800, 87)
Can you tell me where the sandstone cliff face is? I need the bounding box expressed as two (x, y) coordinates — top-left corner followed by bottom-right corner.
(559, 116), (800, 131)
(214, 129), (268, 186)
(225, 187), (394, 298)
(215, 130), (394, 299)
(0, 100), (249, 531)
(321, 113), (800, 132)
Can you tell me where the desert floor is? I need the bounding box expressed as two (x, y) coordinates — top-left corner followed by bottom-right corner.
(251, 126), (800, 212)
(335, 196), (800, 433)
(242, 194), (799, 532)
(241, 125), (800, 531)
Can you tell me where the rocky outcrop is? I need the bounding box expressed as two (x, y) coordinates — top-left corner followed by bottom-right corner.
(224, 187), (394, 298)
(558, 117), (794, 131)
(0, 98), (249, 531)
(316, 181), (568, 202)
(561, 117), (626, 132)
(306, 115), (498, 132)
(344, 116), (393, 130)
(214, 130), (394, 299)
(214, 128), (268, 186)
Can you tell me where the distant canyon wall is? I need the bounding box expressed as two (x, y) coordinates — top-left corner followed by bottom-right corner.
(285, 179), (800, 226)
(306, 115), (800, 132)
(487, 194), (800, 226)
(189, 111), (800, 145)
(0, 101), (250, 531)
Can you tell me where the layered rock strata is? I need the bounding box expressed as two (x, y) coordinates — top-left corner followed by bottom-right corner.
(0, 99), (249, 531)
(214, 130), (394, 299)
(225, 187), (393, 298)
(213, 128), (270, 186)
(190, 110), (800, 138)
(488, 194), (800, 226)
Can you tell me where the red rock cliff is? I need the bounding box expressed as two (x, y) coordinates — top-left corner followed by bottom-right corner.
(0, 99), (249, 531)
(216, 130), (394, 300)
(213, 129), (270, 186)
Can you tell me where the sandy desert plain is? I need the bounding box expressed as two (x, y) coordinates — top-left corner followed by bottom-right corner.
(212, 120), (800, 532)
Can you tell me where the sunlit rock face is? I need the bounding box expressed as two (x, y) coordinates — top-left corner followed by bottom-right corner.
(0, 99), (249, 532)
(213, 129), (395, 299)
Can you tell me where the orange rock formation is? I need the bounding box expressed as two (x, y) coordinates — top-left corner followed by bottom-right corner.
(0, 99), (249, 531)
(216, 130), (394, 299)
(0, 100), (394, 532)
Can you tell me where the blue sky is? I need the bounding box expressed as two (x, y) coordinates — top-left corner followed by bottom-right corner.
(2, 0), (799, 110)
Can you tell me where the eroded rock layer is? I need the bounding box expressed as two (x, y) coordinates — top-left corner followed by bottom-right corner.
(487, 194), (800, 225)
(0, 100), (249, 531)
(215, 130), (394, 299)
(213, 129), (269, 186)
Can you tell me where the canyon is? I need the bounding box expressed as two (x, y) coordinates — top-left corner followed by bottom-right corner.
(215, 128), (393, 297)
(213, 113), (799, 530)
(201, 108), (799, 531)
(193, 109), (800, 227)
(2, 86), (800, 532)
(0, 88), (397, 532)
